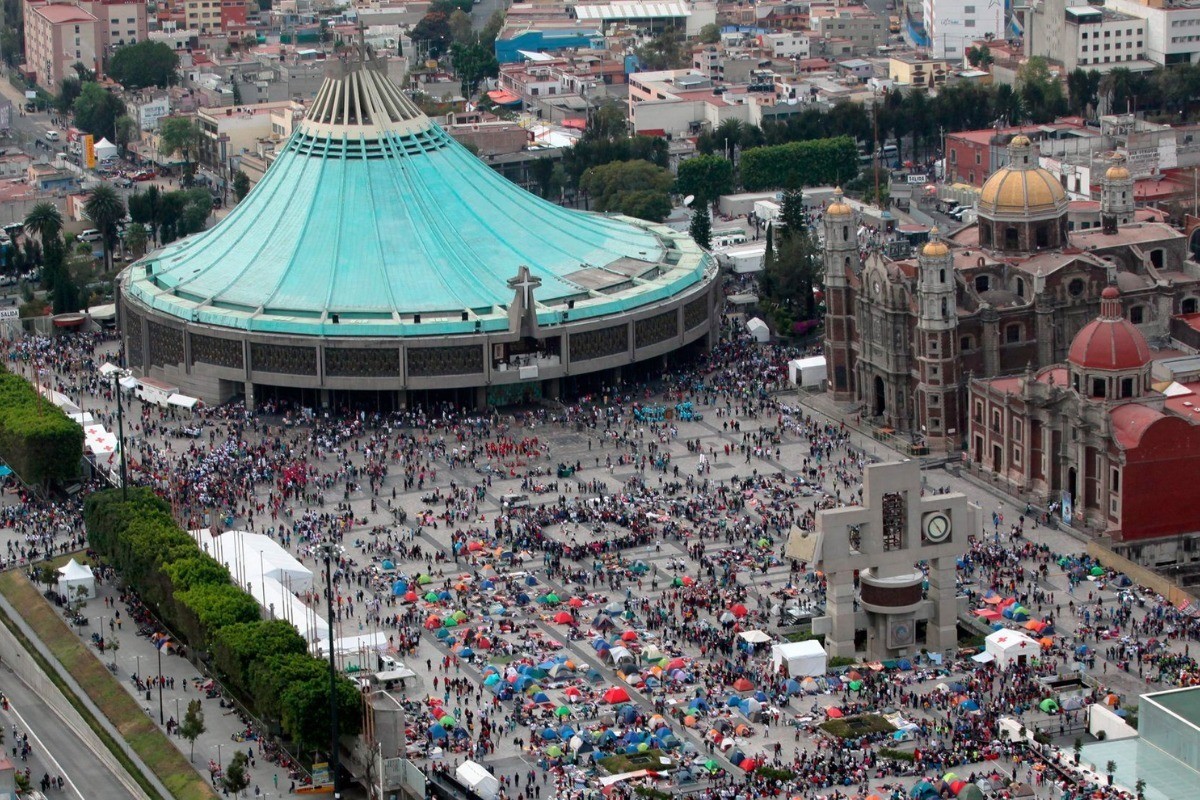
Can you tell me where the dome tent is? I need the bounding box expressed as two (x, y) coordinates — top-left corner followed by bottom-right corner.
(58, 558), (96, 600)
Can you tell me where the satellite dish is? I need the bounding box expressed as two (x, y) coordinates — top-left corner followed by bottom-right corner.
(684, 195), (696, 208)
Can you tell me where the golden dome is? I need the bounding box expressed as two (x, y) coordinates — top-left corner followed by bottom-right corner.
(922, 228), (949, 257)
(1106, 164), (1131, 181)
(827, 187), (852, 216)
(1010, 134), (1032, 147)
(978, 165), (1068, 217)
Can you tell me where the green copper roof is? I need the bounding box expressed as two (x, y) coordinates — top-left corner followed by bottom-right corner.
(123, 61), (708, 337)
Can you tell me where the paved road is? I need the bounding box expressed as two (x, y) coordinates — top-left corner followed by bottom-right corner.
(0, 666), (138, 798)
(471, 0), (508, 32)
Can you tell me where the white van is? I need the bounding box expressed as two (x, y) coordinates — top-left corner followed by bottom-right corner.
(44, 130), (59, 142)
(79, 229), (102, 242)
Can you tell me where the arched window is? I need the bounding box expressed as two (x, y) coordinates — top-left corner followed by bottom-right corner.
(843, 225), (849, 241)
(940, 297), (948, 317)
(975, 275), (990, 293)
(1016, 277), (1026, 298)
(939, 268), (946, 283)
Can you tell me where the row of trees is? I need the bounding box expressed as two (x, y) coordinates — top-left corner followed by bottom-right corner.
(127, 185), (213, 246)
(0, 366), (84, 486)
(83, 488), (363, 755)
(759, 190), (823, 333)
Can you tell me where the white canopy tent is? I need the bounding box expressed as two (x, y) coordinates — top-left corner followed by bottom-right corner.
(57, 558), (96, 599)
(789, 356), (827, 388)
(770, 640), (827, 677)
(94, 138), (118, 161)
(746, 317), (770, 343)
(984, 629), (1040, 668)
(167, 393), (199, 410)
(118, 375), (139, 392)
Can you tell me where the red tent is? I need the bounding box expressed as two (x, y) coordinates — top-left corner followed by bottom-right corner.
(730, 604), (749, 618)
(603, 687), (631, 704)
(553, 611), (575, 624)
(826, 707), (844, 718)
(733, 677), (754, 692)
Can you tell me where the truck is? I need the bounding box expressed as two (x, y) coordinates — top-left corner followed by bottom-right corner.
(454, 761), (500, 800)
(134, 377), (178, 407)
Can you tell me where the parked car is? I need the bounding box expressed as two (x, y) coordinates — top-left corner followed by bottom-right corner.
(79, 229), (102, 242)
(132, 170), (156, 182)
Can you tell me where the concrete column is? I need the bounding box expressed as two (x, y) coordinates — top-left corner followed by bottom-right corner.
(244, 381), (255, 412)
(925, 557), (958, 654)
(475, 386), (487, 410)
(1036, 307), (1055, 365)
(545, 378), (561, 400)
(320, 389), (330, 409)
(827, 571), (857, 657)
(981, 312), (1000, 376)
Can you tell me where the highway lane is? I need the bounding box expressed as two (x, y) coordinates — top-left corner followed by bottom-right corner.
(0, 667), (139, 799)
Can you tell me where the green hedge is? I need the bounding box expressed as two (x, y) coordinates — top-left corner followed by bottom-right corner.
(738, 137), (860, 191)
(84, 489), (362, 751)
(0, 367), (84, 484)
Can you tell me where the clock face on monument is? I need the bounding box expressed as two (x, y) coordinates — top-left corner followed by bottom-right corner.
(922, 511), (952, 544)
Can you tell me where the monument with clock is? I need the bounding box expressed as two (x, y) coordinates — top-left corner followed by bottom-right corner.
(791, 460), (978, 661)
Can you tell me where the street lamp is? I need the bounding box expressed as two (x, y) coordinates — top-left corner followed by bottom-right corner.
(157, 644), (165, 725)
(320, 542), (341, 796)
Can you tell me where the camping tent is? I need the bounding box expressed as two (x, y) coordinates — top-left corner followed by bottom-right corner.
(788, 356), (827, 388)
(57, 558), (96, 599)
(94, 138), (118, 161)
(769, 640), (827, 677)
(984, 629), (1040, 668)
(746, 317), (770, 343)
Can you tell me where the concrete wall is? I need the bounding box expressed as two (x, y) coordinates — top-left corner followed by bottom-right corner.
(0, 595), (151, 799)
(1086, 540), (1198, 609)
(1088, 703), (1139, 741)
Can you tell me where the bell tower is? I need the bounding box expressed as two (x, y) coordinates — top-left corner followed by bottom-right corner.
(914, 228), (960, 449)
(1100, 156), (1135, 235)
(823, 188), (858, 400)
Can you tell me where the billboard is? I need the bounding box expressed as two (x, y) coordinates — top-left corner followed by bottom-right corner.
(84, 135), (95, 170)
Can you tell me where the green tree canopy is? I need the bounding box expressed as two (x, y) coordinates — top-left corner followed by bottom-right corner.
(233, 170), (251, 201)
(179, 699), (206, 761)
(698, 23), (720, 44)
(72, 82), (124, 140)
(107, 41), (180, 89)
(158, 117), (200, 170)
(675, 154), (734, 209)
(412, 12), (453, 58)
(580, 160), (674, 222)
(688, 206), (712, 250)
(83, 183), (126, 271)
(739, 137), (859, 191)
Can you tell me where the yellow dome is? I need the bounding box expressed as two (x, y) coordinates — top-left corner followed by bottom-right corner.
(827, 187), (852, 216)
(1010, 134), (1032, 147)
(1106, 164), (1131, 181)
(922, 235), (950, 257)
(978, 165), (1067, 217)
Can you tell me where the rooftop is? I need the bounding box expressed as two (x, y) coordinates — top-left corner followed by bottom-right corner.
(32, 3), (98, 23)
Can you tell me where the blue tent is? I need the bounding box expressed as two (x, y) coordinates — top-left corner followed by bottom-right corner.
(541, 728), (558, 740)
(784, 679), (801, 695)
(961, 699), (980, 711)
(516, 593), (530, 604)
(689, 698), (709, 711)
(430, 724), (448, 740)
(897, 659), (912, 670)
(392, 581), (407, 595)
(618, 706), (637, 724)
(459, 647), (474, 659)
(481, 580), (495, 590)
(532, 692), (550, 703)
(560, 726), (575, 739)
(382, 559), (395, 570)
(525, 575), (539, 586)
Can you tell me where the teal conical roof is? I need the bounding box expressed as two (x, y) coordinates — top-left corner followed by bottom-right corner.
(124, 59), (707, 337)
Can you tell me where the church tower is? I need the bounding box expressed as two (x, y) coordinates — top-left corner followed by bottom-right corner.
(822, 188), (858, 400)
(914, 228), (960, 448)
(1100, 156), (1135, 234)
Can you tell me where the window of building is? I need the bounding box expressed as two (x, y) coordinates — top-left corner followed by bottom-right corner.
(1184, 297), (1199, 314)
(974, 400), (983, 423)
(1016, 277), (1025, 298)
(1129, 305), (1144, 324)
(992, 409), (1002, 431)
(961, 335), (973, 351)
(1111, 467), (1121, 494)
(1006, 324), (1021, 343)
(1121, 377), (1135, 397)
(964, 4), (975, 11)
(1092, 377), (1106, 398)
(1011, 418), (1022, 441)
(929, 393), (940, 406)
(975, 274), (990, 292)
(1069, 278), (1085, 296)
(1013, 447), (1021, 467)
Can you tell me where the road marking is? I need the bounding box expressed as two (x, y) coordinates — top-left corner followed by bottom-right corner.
(7, 699), (84, 799)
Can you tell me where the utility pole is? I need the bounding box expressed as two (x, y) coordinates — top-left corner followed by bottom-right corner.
(322, 543), (341, 797)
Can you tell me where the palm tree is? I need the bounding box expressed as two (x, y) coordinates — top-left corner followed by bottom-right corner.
(1106, 759), (1117, 787)
(23, 201), (63, 246)
(84, 183), (127, 272)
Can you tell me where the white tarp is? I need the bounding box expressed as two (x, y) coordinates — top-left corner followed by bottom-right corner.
(87, 303), (116, 320)
(717, 243), (767, 274)
(118, 376), (139, 392)
(68, 412), (95, 425)
(192, 529), (313, 592)
(770, 640), (827, 677)
(739, 630), (772, 644)
(57, 558), (95, 599)
(167, 393), (199, 410)
(94, 138), (118, 160)
(456, 761), (500, 800)
(98, 362), (124, 377)
(985, 629), (1039, 667)
(789, 356), (827, 388)
(746, 317), (770, 343)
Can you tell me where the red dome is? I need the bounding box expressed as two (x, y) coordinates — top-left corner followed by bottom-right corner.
(1067, 318), (1151, 371)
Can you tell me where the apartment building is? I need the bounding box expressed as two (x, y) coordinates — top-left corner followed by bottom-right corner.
(1106, 0), (1200, 65)
(921, 0), (1005, 58)
(810, 4), (888, 55)
(22, 0), (99, 90)
(76, 0), (148, 54)
(185, 0), (244, 33)
(1026, 0), (1149, 70)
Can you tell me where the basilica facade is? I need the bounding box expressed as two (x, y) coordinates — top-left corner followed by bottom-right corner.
(822, 134), (1200, 450)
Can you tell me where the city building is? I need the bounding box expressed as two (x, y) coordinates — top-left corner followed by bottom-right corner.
(22, 0), (99, 91)
(887, 52), (953, 90)
(125, 92), (170, 130)
(118, 59), (719, 410)
(1106, 0), (1200, 66)
(809, 5), (889, 55)
(1024, 0), (1150, 72)
(821, 137), (1200, 458)
(74, 0), (148, 60)
(195, 100), (305, 172)
(920, 0), (1006, 59)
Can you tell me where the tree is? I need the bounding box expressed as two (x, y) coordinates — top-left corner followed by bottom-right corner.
(688, 206), (711, 250)
(965, 45), (994, 68)
(128, 186), (163, 244)
(450, 41), (498, 96)
(57, 77), (82, 114)
(107, 41), (180, 89)
(179, 699), (206, 761)
(448, 9), (474, 45)
(698, 23), (720, 44)
(760, 222), (822, 332)
(84, 184), (127, 272)
(23, 201), (63, 247)
(221, 751), (251, 797)
(1136, 778), (1146, 800)
(159, 117), (200, 176)
(411, 12), (452, 58)
(777, 188), (806, 234)
(580, 160), (674, 222)
(114, 115), (138, 154)
(233, 170), (251, 202)
(1067, 68), (1101, 118)
(635, 31), (688, 70)
(1105, 760), (1117, 787)
(72, 83), (124, 140)
(675, 154), (734, 211)
(1073, 737), (1083, 765)
(1015, 56), (1067, 123)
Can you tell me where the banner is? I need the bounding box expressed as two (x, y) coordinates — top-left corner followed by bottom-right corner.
(84, 135), (95, 170)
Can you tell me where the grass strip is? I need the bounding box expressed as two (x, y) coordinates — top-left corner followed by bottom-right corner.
(0, 570), (217, 800)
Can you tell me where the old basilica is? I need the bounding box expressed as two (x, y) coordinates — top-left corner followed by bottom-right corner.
(822, 133), (1200, 455)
